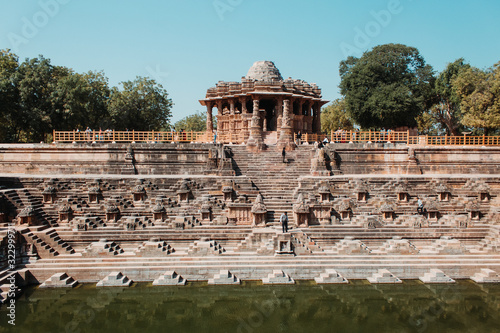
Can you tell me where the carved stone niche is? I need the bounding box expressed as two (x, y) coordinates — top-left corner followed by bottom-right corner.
(426, 201), (439, 222)
(58, 203), (73, 222)
(435, 184), (450, 202)
(132, 185), (146, 202)
(105, 204), (120, 222)
(177, 181), (191, 203)
(222, 186), (233, 202)
(477, 183), (490, 202)
(42, 186), (57, 203)
(395, 183), (409, 202)
(293, 193), (310, 227)
(380, 203), (394, 222)
(18, 206), (37, 226)
(251, 193), (267, 227)
(466, 201), (481, 221)
(88, 187), (101, 204)
(355, 184), (368, 202)
(151, 202), (166, 222)
(338, 201), (352, 221)
(318, 185), (331, 203)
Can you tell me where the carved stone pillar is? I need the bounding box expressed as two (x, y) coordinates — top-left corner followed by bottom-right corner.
(246, 99), (265, 151)
(278, 99), (296, 150)
(206, 103), (213, 133)
(276, 97), (283, 133)
(314, 103), (321, 134)
(240, 97), (247, 113)
(216, 100), (223, 133)
(230, 99), (235, 115)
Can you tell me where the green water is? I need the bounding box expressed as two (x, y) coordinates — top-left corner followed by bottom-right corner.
(1, 280), (499, 333)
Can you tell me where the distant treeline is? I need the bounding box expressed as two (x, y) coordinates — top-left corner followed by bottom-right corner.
(322, 44), (500, 136)
(0, 49), (173, 143)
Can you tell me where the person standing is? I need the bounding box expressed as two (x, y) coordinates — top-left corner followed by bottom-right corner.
(282, 147), (286, 163)
(280, 211), (288, 233)
(417, 198), (424, 214)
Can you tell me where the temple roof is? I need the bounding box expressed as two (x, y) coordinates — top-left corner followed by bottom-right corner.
(246, 61), (283, 81)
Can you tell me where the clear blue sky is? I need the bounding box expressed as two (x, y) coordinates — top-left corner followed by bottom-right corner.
(1, 0), (499, 123)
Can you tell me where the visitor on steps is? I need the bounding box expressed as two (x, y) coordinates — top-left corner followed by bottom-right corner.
(280, 211), (288, 233)
(282, 147), (286, 163)
(417, 198), (424, 214)
(296, 131), (302, 145)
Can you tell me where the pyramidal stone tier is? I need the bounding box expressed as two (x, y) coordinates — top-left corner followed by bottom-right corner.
(96, 272), (133, 287)
(208, 270), (241, 285)
(262, 270), (295, 284)
(39, 272), (78, 288)
(419, 269), (455, 283)
(152, 271), (186, 286)
(367, 269), (402, 284)
(314, 269), (348, 284)
(471, 268), (500, 283)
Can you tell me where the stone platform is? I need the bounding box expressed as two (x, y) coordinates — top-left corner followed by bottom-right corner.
(0, 143), (499, 300)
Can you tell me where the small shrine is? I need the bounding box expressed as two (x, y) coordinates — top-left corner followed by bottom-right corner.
(42, 186), (57, 203)
(199, 61), (328, 150)
(395, 183), (409, 202)
(435, 183), (451, 202)
(293, 193), (310, 227)
(251, 193), (267, 227)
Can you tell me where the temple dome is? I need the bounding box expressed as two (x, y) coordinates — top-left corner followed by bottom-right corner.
(246, 61), (283, 81)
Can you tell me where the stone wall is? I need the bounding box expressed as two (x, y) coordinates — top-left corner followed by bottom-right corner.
(0, 143), (211, 175)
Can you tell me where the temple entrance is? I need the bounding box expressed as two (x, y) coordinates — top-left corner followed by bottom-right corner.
(260, 99), (277, 131)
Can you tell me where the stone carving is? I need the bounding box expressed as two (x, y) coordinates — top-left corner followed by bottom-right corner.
(200, 61), (328, 147)
(246, 61), (283, 81)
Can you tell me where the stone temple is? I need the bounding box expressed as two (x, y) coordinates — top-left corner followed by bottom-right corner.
(200, 61), (329, 150)
(1, 62), (500, 297)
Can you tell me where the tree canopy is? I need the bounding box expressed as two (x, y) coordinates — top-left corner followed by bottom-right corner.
(453, 62), (500, 135)
(339, 43), (435, 129)
(321, 98), (354, 133)
(174, 111), (207, 132)
(0, 49), (173, 142)
(109, 77), (173, 131)
(422, 58), (471, 135)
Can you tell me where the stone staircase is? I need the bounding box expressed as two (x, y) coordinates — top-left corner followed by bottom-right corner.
(229, 145), (315, 225)
(20, 227), (60, 258)
(2, 188), (58, 227)
(290, 231), (324, 255)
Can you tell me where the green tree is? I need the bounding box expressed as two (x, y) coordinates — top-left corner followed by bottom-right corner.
(0, 49), (20, 142)
(15, 55), (72, 141)
(174, 111), (207, 132)
(427, 58), (471, 135)
(51, 70), (111, 131)
(321, 98), (354, 133)
(339, 43), (435, 129)
(109, 77), (173, 130)
(454, 62), (500, 135)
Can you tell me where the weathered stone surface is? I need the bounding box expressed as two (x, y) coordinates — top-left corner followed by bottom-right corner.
(39, 273), (77, 288)
(246, 61), (283, 81)
(208, 270), (241, 285)
(262, 270), (295, 285)
(314, 269), (348, 284)
(367, 269), (402, 284)
(471, 269), (500, 283)
(419, 269), (455, 283)
(96, 272), (132, 287)
(152, 271), (186, 286)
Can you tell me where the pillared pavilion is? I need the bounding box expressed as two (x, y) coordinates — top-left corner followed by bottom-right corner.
(199, 61), (329, 150)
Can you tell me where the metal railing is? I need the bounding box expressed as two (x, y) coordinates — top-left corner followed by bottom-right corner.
(53, 130), (209, 143)
(53, 130), (500, 146)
